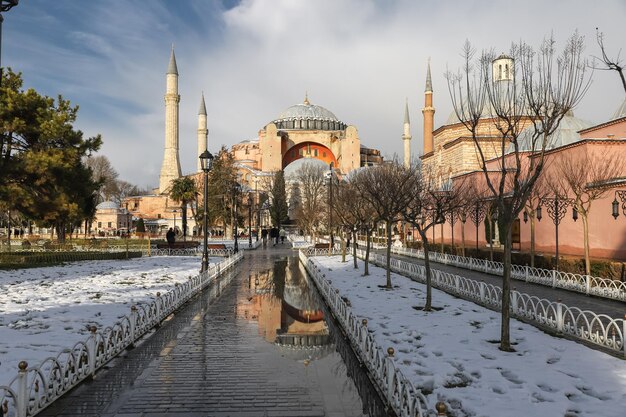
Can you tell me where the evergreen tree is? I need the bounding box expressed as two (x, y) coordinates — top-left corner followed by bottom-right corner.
(169, 176), (198, 240)
(269, 170), (288, 230)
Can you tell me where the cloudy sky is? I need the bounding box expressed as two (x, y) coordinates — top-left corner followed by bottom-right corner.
(4, 0), (626, 188)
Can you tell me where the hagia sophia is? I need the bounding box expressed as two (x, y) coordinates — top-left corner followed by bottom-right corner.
(95, 47), (626, 261)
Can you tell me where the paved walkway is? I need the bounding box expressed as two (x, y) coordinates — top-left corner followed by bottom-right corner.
(382, 250), (625, 320)
(39, 244), (368, 417)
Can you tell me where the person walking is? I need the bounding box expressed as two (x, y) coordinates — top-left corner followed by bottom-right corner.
(279, 228), (286, 244)
(166, 227), (175, 249)
(261, 228), (268, 248)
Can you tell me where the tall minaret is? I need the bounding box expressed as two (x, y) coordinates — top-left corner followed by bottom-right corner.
(159, 46), (182, 194)
(422, 59), (435, 156)
(197, 93), (208, 172)
(402, 98), (411, 167)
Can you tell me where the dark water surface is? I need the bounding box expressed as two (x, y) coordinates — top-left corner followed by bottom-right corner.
(39, 248), (387, 416)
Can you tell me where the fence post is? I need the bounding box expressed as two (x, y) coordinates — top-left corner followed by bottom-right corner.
(511, 289), (518, 316)
(436, 402), (448, 417)
(552, 269), (557, 288)
(155, 292), (162, 325)
(479, 281), (485, 303)
(129, 305), (137, 348)
(622, 315), (626, 359)
(455, 276), (460, 293)
(385, 349), (395, 400)
(556, 299), (563, 333)
(88, 326), (97, 378)
(16, 361), (28, 417)
(585, 275), (591, 295)
(525, 264), (529, 282)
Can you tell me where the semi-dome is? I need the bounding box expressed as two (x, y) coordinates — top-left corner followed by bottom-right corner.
(612, 97), (626, 120)
(271, 95), (346, 131)
(96, 201), (119, 210)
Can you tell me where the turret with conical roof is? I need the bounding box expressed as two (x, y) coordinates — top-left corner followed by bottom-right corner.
(422, 58), (435, 155)
(402, 98), (411, 167)
(159, 46), (182, 194)
(197, 93), (208, 172)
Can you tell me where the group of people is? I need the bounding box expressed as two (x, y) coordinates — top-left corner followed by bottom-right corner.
(260, 227), (286, 247)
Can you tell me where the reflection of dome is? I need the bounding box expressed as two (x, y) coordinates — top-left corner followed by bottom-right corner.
(274, 342), (334, 362)
(272, 95), (347, 131)
(96, 201), (119, 210)
(507, 112), (592, 153)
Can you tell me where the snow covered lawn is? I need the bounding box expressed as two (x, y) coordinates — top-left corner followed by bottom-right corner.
(0, 256), (208, 386)
(311, 255), (626, 417)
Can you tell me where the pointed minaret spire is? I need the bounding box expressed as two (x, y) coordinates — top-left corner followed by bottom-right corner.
(167, 45), (178, 75)
(402, 98), (412, 168)
(425, 57), (432, 92)
(198, 92), (207, 115)
(422, 58), (435, 156)
(159, 46), (182, 193)
(303, 91), (310, 105)
(197, 92), (208, 172)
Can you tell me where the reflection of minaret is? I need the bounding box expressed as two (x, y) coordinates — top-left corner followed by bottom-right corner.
(159, 47), (182, 194)
(422, 59), (435, 156)
(197, 93), (208, 172)
(402, 98), (411, 167)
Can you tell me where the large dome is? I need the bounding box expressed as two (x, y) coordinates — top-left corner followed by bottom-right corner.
(271, 96), (346, 131)
(96, 201), (119, 210)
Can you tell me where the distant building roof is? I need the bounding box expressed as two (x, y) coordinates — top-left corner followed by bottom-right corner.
(96, 201), (119, 210)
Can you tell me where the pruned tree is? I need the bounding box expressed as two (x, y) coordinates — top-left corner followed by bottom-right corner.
(293, 162), (326, 243)
(447, 33), (590, 350)
(549, 147), (625, 275)
(522, 170), (549, 267)
(268, 170), (289, 231)
(593, 29), (626, 94)
(354, 161), (416, 288)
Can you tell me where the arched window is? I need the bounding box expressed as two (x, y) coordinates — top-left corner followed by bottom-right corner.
(498, 64), (502, 80)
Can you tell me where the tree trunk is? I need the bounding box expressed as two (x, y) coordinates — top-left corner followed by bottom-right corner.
(364, 229), (371, 276)
(500, 222), (513, 352)
(181, 202), (188, 241)
(530, 215), (536, 268)
(341, 230), (346, 263)
(582, 211), (591, 276)
(386, 221), (392, 288)
(421, 229), (432, 311)
(353, 230), (358, 269)
(55, 221), (66, 243)
(440, 223), (444, 254)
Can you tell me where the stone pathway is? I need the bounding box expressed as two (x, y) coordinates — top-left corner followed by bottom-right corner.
(39, 246), (370, 417)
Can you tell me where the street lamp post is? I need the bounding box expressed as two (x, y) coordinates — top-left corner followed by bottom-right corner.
(172, 209), (177, 234)
(199, 149), (214, 272)
(537, 195), (574, 271)
(255, 179), (260, 242)
(328, 162), (334, 248)
(233, 183), (240, 253)
(248, 191), (253, 248)
(612, 190), (626, 219)
(0, 1), (19, 86)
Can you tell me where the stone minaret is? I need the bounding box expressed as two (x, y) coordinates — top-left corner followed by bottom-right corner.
(422, 59), (435, 156)
(159, 47), (182, 194)
(402, 99), (411, 167)
(197, 93), (208, 172)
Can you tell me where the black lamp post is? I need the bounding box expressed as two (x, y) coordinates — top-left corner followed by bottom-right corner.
(248, 191), (253, 248)
(612, 190), (626, 219)
(0, 1), (19, 85)
(233, 182), (241, 253)
(537, 195), (574, 271)
(328, 162), (334, 248)
(199, 149), (214, 272)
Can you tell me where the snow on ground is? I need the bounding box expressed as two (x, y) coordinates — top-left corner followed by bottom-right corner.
(311, 256), (626, 417)
(0, 256), (210, 386)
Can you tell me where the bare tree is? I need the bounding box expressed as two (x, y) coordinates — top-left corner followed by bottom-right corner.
(447, 33), (590, 351)
(593, 29), (626, 94)
(355, 161), (416, 288)
(293, 162), (326, 244)
(403, 167), (469, 310)
(550, 147), (625, 275)
(522, 171), (549, 267)
(84, 155), (119, 202)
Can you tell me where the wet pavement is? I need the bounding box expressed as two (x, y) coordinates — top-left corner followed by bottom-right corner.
(39, 244), (384, 417)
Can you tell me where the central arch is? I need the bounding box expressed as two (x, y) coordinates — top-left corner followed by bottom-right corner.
(282, 141), (337, 169)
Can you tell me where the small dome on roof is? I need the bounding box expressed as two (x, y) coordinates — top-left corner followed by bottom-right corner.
(96, 201), (119, 210)
(507, 112), (592, 154)
(271, 95), (346, 131)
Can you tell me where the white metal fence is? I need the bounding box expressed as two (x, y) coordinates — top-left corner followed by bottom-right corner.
(0, 253), (243, 417)
(391, 247), (626, 302)
(359, 249), (626, 357)
(299, 250), (430, 417)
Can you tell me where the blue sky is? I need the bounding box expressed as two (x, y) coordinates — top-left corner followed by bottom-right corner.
(4, 0), (626, 188)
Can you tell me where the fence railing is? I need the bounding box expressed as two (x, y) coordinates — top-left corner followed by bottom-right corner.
(0, 252), (243, 417)
(391, 247), (626, 303)
(358, 249), (626, 358)
(299, 250), (431, 417)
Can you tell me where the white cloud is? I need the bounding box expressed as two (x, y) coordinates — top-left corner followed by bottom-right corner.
(6, 0), (626, 187)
